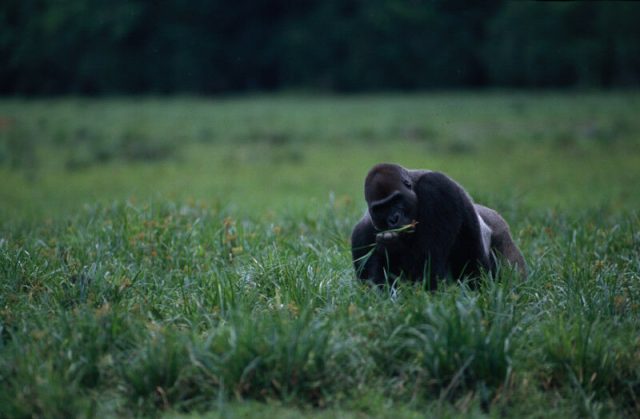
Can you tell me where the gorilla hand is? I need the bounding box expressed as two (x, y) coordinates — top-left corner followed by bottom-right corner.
(375, 222), (416, 250)
(376, 230), (401, 245)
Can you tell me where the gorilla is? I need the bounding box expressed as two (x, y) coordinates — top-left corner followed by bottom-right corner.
(351, 163), (526, 289)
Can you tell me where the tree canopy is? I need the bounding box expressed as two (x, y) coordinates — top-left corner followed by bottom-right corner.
(1, 0), (639, 94)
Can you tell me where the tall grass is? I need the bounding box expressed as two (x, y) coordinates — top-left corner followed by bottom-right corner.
(1, 201), (638, 417)
(1, 93), (639, 417)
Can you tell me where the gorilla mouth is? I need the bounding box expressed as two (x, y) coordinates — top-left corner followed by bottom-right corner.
(387, 220), (418, 234)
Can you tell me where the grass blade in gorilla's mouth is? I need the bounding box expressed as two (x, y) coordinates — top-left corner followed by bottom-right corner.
(383, 220), (418, 234)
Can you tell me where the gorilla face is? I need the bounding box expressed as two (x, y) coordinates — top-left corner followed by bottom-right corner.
(364, 164), (418, 231)
(368, 190), (417, 231)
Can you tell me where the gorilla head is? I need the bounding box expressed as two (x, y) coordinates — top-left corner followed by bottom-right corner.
(364, 164), (417, 231)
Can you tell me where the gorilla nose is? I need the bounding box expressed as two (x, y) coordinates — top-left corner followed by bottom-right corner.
(387, 213), (400, 227)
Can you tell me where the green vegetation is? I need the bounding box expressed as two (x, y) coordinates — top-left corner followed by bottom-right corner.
(2, 2), (640, 94)
(1, 93), (639, 417)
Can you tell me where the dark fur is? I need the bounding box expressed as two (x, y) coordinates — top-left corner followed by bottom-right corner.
(351, 163), (526, 289)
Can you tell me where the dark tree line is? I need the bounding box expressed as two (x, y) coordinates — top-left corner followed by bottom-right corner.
(1, 0), (639, 94)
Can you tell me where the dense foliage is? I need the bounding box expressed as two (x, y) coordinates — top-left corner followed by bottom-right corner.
(2, 1), (640, 94)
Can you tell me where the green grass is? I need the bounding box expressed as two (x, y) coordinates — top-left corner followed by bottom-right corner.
(1, 93), (639, 418)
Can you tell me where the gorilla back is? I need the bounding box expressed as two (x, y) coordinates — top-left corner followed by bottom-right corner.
(351, 163), (526, 289)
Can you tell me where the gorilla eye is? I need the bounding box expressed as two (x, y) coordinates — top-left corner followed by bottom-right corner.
(403, 179), (412, 189)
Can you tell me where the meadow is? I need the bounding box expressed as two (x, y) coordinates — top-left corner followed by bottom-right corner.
(0, 92), (639, 417)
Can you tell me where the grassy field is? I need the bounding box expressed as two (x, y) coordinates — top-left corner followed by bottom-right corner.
(1, 92), (639, 417)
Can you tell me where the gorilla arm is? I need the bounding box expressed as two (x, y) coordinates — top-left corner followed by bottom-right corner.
(351, 213), (388, 284)
(351, 212), (415, 285)
(413, 172), (493, 283)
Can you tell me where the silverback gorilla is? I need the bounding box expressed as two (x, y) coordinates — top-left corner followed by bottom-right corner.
(351, 163), (526, 289)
